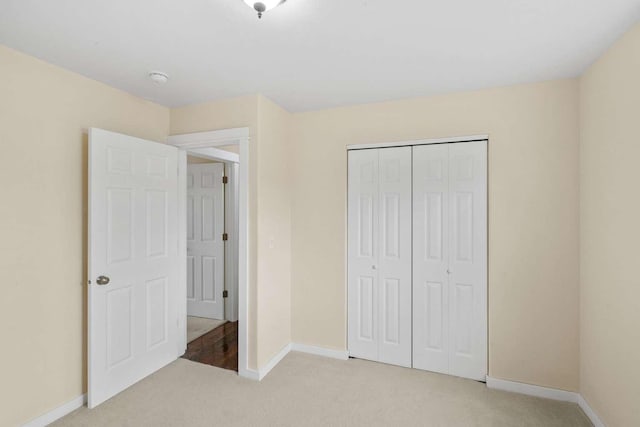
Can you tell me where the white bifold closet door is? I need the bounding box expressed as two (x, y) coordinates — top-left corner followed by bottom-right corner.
(412, 141), (487, 381)
(348, 147), (412, 368)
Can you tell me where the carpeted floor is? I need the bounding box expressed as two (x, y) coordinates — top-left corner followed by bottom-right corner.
(187, 316), (226, 343)
(55, 352), (591, 427)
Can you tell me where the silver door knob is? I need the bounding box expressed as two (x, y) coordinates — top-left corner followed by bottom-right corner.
(446, 269), (452, 274)
(372, 265), (377, 270)
(96, 276), (110, 285)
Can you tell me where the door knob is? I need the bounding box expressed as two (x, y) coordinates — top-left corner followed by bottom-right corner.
(96, 276), (110, 285)
(446, 269), (452, 275)
(372, 265), (377, 270)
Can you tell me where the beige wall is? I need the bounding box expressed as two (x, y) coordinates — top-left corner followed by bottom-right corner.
(187, 155), (219, 163)
(256, 96), (293, 366)
(579, 23), (640, 427)
(290, 79), (581, 391)
(0, 45), (169, 426)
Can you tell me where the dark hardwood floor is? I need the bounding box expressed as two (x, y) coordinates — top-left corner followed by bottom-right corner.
(182, 321), (238, 372)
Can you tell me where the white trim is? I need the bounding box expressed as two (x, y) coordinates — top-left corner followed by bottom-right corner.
(292, 343), (350, 360)
(237, 135), (249, 380)
(257, 343), (292, 380)
(239, 368), (260, 381)
(22, 394), (86, 427)
(486, 376), (578, 402)
(168, 127), (251, 380)
(577, 395), (606, 427)
(177, 150), (188, 355)
(187, 147), (240, 164)
(167, 127), (249, 148)
(224, 162), (239, 322)
(486, 377), (606, 426)
(346, 134), (489, 150)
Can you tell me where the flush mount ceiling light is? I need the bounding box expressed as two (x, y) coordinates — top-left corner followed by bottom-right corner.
(243, 0), (286, 19)
(148, 71), (169, 84)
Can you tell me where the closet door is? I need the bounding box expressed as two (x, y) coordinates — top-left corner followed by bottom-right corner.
(412, 144), (450, 374)
(377, 147), (412, 367)
(413, 141), (487, 381)
(448, 141), (487, 380)
(348, 147), (411, 367)
(348, 149), (379, 361)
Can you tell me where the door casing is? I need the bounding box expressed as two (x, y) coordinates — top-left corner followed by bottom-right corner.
(167, 128), (252, 379)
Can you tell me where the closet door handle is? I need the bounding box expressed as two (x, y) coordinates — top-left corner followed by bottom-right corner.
(446, 269), (452, 274)
(372, 265), (377, 270)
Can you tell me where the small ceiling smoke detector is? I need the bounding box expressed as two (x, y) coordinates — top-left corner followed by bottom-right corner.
(148, 71), (169, 84)
(243, 0), (286, 18)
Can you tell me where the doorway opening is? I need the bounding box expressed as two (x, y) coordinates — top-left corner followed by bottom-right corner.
(181, 153), (238, 371)
(168, 127), (251, 379)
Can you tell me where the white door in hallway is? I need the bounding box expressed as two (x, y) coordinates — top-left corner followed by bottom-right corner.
(88, 128), (180, 408)
(413, 141), (487, 381)
(187, 163), (225, 320)
(348, 147), (412, 368)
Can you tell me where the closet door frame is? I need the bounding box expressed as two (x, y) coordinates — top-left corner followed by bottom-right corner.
(346, 134), (488, 378)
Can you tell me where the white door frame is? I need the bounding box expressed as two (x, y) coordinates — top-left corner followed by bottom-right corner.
(345, 134), (489, 374)
(167, 127), (251, 379)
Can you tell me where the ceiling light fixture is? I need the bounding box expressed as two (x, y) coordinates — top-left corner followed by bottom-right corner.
(148, 71), (169, 84)
(243, 0), (286, 19)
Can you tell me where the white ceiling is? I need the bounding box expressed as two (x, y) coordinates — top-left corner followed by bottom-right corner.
(1, 0), (639, 112)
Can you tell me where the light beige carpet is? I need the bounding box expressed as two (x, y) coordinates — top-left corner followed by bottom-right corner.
(187, 316), (226, 342)
(55, 352), (591, 427)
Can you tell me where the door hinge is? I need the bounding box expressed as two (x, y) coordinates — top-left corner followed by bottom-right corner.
(222, 233), (228, 241)
(222, 176), (228, 184)
(223, 290), (229, 298)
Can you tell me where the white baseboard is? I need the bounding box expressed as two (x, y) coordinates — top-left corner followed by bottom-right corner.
(486, 376), (578, 402)
(577, 395), (605, 427)
(238, 367), (260, 381)
(257, 343), (292, 380)
(22, 394), (86, 427)
(240, 342), (349, 382)
(291, 343), (349, 360)
(486, 377), (606, 426)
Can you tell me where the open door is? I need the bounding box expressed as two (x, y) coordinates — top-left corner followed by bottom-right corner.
(88, 128), (180, 408)
(186, 162), (225, 320)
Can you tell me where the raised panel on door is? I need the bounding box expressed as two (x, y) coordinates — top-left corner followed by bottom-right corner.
(186, 162), (225, 320)
(89, 128), (179, 408)
(448, 141), (487, 381)
(412, 143), (450, 374)
(348, 149), (379, 361)
(378, 147), (412, 367)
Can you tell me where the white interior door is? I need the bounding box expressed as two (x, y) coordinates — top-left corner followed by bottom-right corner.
(377, 147), (412, 367)
(88, 128), (179, 408)
(412, 143), (450, 374)
(348, 147), (412, 367)
(186, 163), (225, 319)
(412, 141), (487, 381)
(348, 148), (379, 361)
(447, 142), (487, 380)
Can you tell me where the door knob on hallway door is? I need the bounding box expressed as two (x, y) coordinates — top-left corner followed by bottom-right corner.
(96, 276), (110, 285)
(372, 265), (377, 270)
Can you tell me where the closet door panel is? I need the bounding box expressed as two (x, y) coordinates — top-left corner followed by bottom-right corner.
(378, 147), (412, 367)
(448, 141), (487, 381)
(412, 144), (450, 374)
(348, 149), (379, 361)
